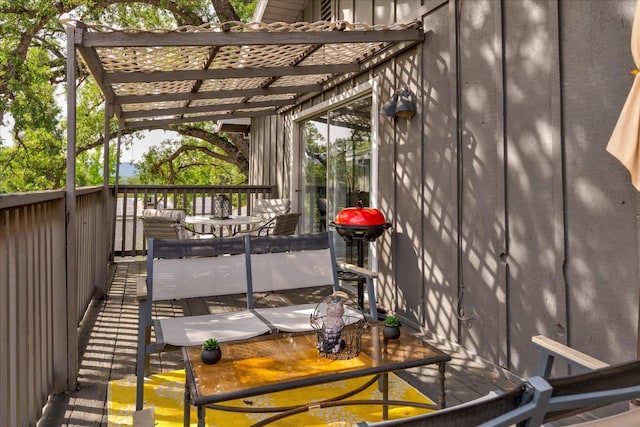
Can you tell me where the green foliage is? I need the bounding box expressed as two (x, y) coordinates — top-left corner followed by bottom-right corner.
(135, 135), (246, 186)
(231, 0), (257, 20)
(303, 121), (327, 187)
(0, 0), (255, 193)
(202, 338), (219, 350)
(384, 316), (400, 327)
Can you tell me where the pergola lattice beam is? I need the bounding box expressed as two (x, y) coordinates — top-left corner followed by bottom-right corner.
(103, 63), (360, 84)
(124, 109), (275, 129)
(79, 27), (424, 47)
(115, 84), (321, 104)
(121, 98), (295, 119)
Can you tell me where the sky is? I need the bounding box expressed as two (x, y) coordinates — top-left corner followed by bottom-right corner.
(121, 129), (169, 163)
(1, 116), (166, 164)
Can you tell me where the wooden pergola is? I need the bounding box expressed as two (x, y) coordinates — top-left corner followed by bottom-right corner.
(61, 20), (423, 381)
(62, 18), (424, 192)
(65, 19), (423, 129)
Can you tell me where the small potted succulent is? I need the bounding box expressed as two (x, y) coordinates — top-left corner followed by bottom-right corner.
(383, 315), (401, 340)
(201, 338), (222, 365)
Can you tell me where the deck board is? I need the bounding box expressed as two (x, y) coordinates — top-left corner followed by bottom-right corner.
(38, 259), (521, 426)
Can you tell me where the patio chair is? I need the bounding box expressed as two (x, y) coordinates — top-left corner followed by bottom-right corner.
(253, 198), (291, 219)
(251, 198), (291, 233)
(532, 335), (640, 425)
(542, 359), (640, 425)
(141, 208), (212, 239)
(361, 376), (552, 427)
(242, 212), (301, 236)
(362, 336), (640, 426)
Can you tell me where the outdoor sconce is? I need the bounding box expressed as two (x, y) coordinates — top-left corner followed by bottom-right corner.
(213, 194), (231, 219)
(382, 86), (416, 119)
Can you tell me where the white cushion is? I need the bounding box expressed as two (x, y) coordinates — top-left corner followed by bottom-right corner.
(157, 311), (271, 347)
(253, 199), (291, 219)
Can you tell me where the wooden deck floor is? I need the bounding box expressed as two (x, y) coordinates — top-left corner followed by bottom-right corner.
(38, 259), (521, 426)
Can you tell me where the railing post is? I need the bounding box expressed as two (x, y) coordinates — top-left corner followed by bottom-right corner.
(65, 25), (79, 391)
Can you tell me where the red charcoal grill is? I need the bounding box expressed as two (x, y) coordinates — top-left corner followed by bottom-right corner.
(330, 202), (391, 313)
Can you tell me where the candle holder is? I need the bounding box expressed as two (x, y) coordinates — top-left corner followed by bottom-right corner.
(213, 194), (231, 219)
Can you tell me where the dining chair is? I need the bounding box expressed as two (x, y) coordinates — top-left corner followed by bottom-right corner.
(253, 198), (291, 218)
(141, 208), (212, 239)
(252, 198), (292, 234)
(242, 212), (301, 236)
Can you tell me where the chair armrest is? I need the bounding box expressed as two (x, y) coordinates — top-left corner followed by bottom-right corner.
(532, 335), (609, 377)
(337, 262), (379, 320)
(337, 262), (378, 279)
(136, 276), (148, 302)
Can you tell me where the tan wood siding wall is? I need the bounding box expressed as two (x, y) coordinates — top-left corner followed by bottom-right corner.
(250, 115), (290, 198)
(250, 0), (639, 380)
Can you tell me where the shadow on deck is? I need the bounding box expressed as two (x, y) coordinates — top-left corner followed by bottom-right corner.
(37, 259), (520, 426)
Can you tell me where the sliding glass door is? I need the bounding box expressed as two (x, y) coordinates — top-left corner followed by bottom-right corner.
(299, 94), (373, 265)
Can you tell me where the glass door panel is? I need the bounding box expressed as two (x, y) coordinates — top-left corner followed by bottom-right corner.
(299, 95), (373, 265)
(300, 118), (328, 234)
(326, 96), (372, 264)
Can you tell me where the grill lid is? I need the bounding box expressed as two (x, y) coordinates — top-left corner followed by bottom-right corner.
(334, 206), (387, 227)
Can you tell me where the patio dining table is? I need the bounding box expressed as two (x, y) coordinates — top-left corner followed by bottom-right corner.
(185, 215), (263, 237)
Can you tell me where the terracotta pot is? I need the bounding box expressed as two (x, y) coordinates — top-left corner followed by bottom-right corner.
(201, 348), (222, 365)
(383, 325), (401, 340)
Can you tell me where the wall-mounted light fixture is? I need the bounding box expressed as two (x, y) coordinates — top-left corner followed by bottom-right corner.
(382, 86), (416, 119)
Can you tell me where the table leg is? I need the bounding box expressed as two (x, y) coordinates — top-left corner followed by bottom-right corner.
(438, 362), (447, 409)
(382, 372), (389, 420)
(183, 381), (190, 427)
(197, 406), (206, 427)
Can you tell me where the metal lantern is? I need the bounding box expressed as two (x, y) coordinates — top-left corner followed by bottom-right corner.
(213, 194), (231, 219)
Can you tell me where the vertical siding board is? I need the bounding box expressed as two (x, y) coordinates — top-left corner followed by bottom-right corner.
(492, 0), (509, 370)
(421, 3), (458, 342)
(454, 0), (508, 366)
(269, 116), (276, 191)
(283, 115), (292, 196)
(261, 117), (267, 185)
(258, 117), (265, 184)
(256, 116), (262, 184)
(393, 47), (424, 326)
(561, 0), (638, 364)
(354, 0), (373, 23)
(374, 0), (394, 25)
(397, 0), (422, 23)
(377, 63), (398, 316)
(547, 0), (567, 359)
(337, 0), (354, 21)
(501, 0), (563, 374)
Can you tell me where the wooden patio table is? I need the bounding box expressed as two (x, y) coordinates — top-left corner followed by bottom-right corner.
(182, 324), (451, 427)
